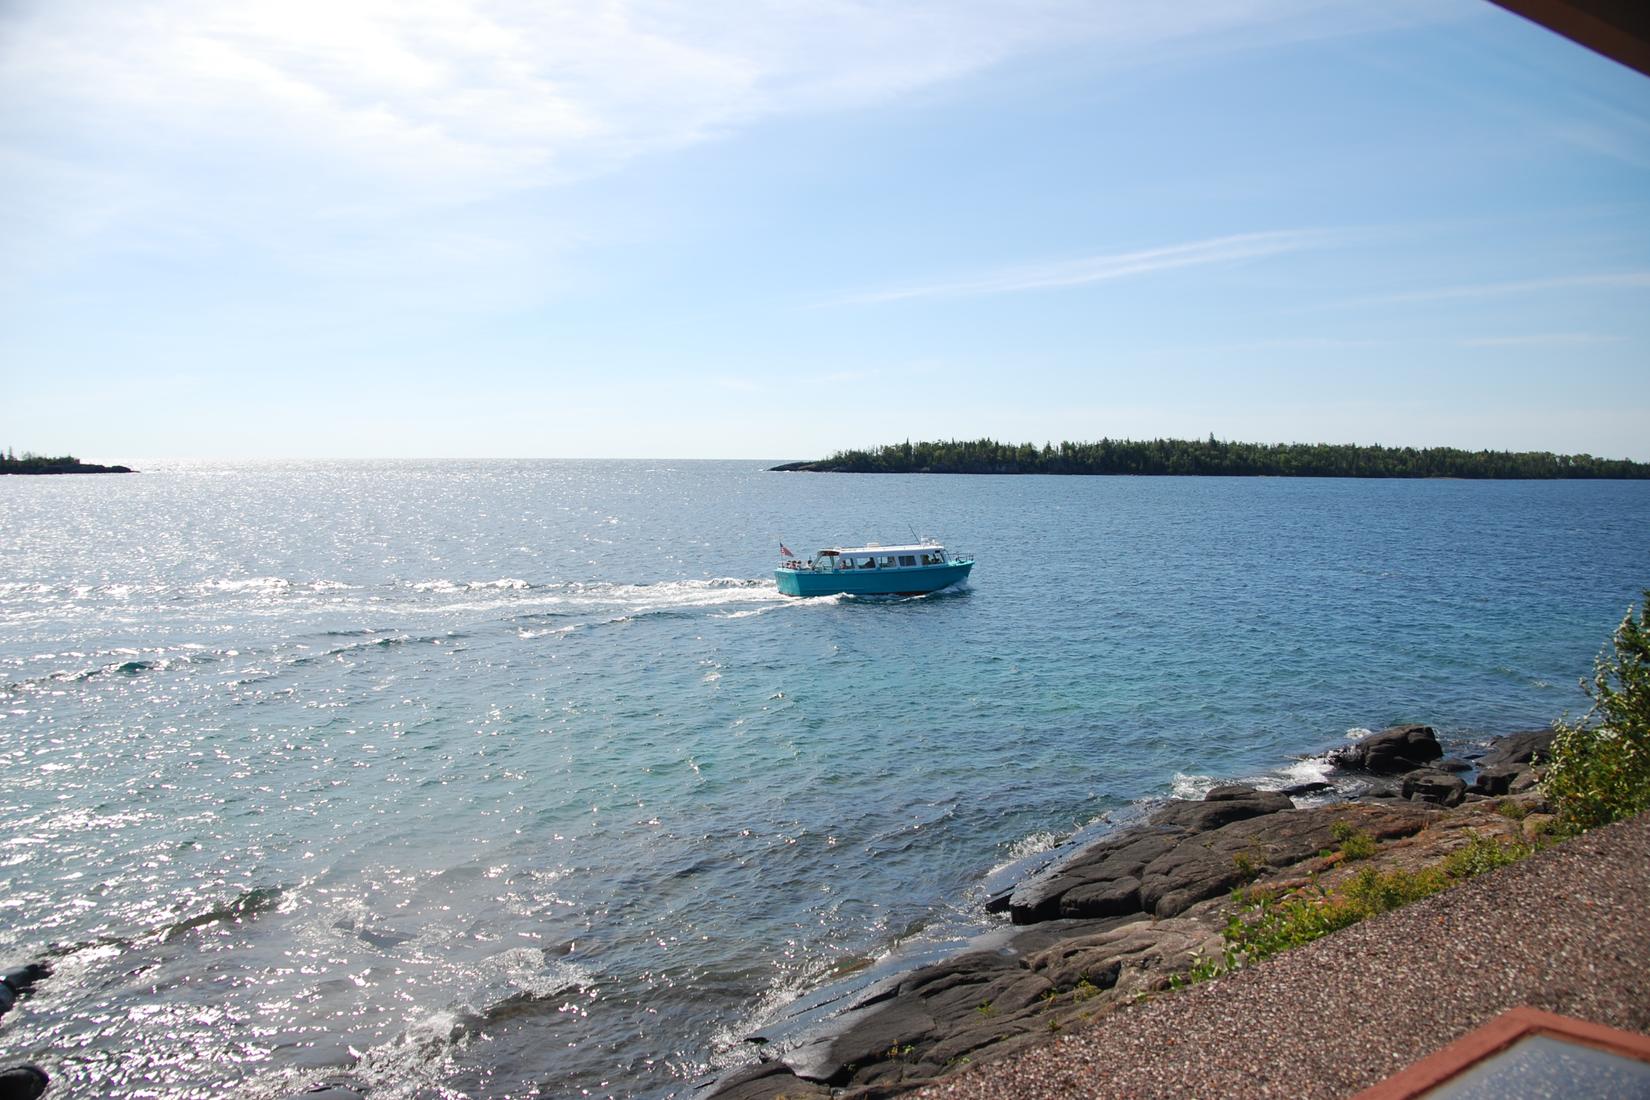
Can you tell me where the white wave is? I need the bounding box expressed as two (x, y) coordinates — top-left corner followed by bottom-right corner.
(716, 606), (777, 619)
(1170, 772), (1216, 800)
(411, 577), (532, 592)
(347, 1009), (470, 1100)
(346, 951), (588, 1099)
(1004, 830), (1061, 862)
(1344, 726), (1374, 741)
(1279, 756), (1334, 786)
(197, 576), (293, 595)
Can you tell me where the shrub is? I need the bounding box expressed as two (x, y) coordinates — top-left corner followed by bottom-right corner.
(1543, 592), (1650, 829)
(1329, 818), (1378, 860)
(1442, 833), (1533, 878)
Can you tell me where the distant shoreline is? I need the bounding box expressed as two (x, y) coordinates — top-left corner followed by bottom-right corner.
(772, 437), (1650, 479)
(0, 455), (135, 475)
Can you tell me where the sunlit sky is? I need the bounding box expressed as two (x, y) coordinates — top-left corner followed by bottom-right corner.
(3, 1), (1649, 461)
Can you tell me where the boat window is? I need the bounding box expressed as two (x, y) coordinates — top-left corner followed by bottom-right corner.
(858, 556), (877, 569)
(879, 556), (898, 568)
(898, 555), (916, 567)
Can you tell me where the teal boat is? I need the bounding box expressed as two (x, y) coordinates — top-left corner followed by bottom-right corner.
(775, 543), (974, 597)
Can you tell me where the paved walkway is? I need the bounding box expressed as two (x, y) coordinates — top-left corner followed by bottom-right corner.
(918, 813), (1650, 1099)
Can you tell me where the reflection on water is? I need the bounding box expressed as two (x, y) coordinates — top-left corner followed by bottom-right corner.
(1, 461), (1647, 1097)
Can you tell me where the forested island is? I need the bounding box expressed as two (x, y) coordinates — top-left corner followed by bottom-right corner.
(771, 437), (1650, 478)
(0, 450), (134, 475)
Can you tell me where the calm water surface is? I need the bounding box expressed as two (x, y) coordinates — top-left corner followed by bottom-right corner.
(1, 462), (1647, 1097)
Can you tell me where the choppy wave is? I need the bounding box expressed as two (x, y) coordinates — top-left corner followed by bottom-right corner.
(156, 886), (287, 943)
(343, 950), (589, 1099)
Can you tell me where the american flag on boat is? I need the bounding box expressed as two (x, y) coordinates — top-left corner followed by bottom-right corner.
(779, 543), (794, 558)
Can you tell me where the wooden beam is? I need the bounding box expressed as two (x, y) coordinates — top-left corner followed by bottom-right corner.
(1488, 0), (1650, 78)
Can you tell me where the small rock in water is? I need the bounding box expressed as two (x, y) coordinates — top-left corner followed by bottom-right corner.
(0, 1065), (48, 1100)
(1330, 724), (1442, 775)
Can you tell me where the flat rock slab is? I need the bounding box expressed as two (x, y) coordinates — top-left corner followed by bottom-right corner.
(1008, 793), (1434, 924)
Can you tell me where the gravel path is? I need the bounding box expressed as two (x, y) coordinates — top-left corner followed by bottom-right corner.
(917, 812), (1650, 1100)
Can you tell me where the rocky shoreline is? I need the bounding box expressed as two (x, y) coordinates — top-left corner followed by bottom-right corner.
(706, 724), (1557, 1100)
(0, 725), (1561, 1100)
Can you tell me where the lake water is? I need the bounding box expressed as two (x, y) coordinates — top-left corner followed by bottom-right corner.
(2, 462), (1647, 1098)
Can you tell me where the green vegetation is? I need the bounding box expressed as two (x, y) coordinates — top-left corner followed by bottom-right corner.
(1183, 833), (1534, 985)
(1543, 592), (1650, 830)
(776, 437), (1650, 479)
(1330, 820), (1378, 861)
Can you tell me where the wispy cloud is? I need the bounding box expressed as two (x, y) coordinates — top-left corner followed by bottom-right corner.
(1328, 272), (1650, 310)
(0, 0), (1439, 294)
(1456, 331), (1623, 348)
(832, 229), (1345, 305)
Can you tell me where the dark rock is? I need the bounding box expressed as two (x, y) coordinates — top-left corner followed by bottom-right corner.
(999, 916), (1137, 958)
(1510, 769), (1542, 794)
(921, 1018), (1040, 1071)
(1436, 757), (1472, 773)
(1007, 832), (1179, 924)
(1279, 780), (1333, 797)
(0, 962), (48, 1018)
(1149, 789), (1293, 833)
(1479, 730), (1557, 770)
(1203, 784), (1270, 802)
(1364, 783), (1403, 799)
(1012, 796), (1428, 925)
(709, 1061), (831, 1100)
(1402, 769), (1468, 808)
(1058, 876), (1141, 919)
(0, 964), (49, 994)
(0, 1066), (48, 1100)
(1469, 766), (1520, 797)
(790, 1000), (937, 1084)
(1330, 724), (1442, 775)
(1139, 845), (1250, 917)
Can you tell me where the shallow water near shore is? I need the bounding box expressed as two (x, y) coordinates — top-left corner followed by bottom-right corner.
(2, 461), (1647, 1098)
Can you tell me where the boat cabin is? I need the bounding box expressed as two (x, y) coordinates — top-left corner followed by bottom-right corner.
(813, 544), (949, 572)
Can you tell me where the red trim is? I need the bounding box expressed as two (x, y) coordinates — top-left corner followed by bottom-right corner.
(1354, 1007), (1650, 1100)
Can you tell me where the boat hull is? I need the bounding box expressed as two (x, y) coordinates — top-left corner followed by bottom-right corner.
(775, 560), (972, 597)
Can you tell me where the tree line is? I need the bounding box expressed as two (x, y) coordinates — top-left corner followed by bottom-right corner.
(774, 437), (1650, 478)
(1, 449), (133, 474)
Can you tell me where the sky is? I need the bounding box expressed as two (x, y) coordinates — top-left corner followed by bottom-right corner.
(2, 0), (1649, 462)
